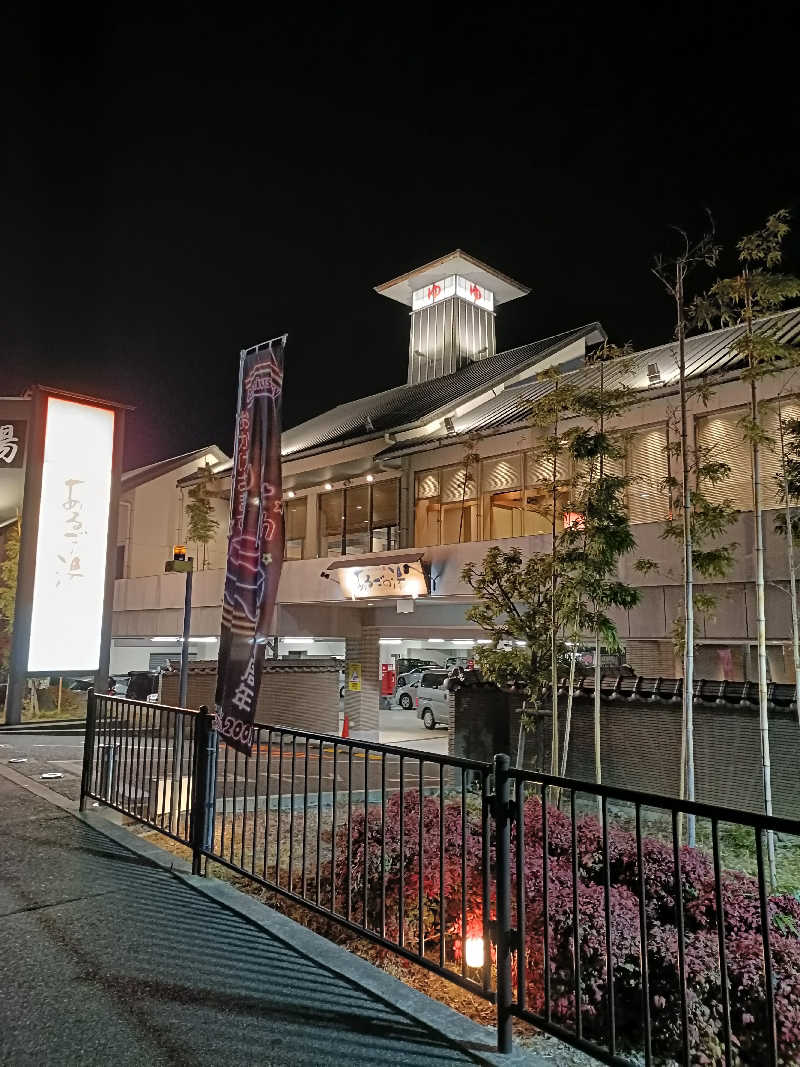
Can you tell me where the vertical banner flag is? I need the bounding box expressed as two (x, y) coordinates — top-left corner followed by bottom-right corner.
(215, 336), (286, 753)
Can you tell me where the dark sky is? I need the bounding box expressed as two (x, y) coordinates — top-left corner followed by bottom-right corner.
(3, 3), (799, 469)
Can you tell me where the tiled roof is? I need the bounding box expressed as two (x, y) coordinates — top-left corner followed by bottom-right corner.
(280, 322), (605, 458)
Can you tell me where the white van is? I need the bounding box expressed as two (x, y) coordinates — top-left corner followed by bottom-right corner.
(415, 669), (451, 729)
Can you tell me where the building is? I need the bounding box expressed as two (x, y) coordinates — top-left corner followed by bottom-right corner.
(109, 250), (800, 738)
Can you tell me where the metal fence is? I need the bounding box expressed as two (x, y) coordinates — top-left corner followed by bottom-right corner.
(80, 690), (800, 1065)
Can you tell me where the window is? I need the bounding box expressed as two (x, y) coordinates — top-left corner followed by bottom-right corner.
(114, 544), (126, 579)
(415, 471), (440, 547)
(695, 408), (752, 511)
(626, 425), (670, 524)
(482, 453), (524, 538)
(284, 495), (307, 559)
(371, 479), (400, 552)
(319, 489), (345, 557)
(415, 466), (477, 546)
(318, 479), (400, 557)
(345, 484), (370, 555)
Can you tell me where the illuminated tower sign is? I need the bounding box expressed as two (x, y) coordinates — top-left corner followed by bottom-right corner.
(375, 250), (530, 385)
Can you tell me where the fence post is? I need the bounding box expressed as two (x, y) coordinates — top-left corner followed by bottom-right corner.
(493, 752), (513, 1054)
(190, 705), (217, 875)
(79, 688), (97, 812)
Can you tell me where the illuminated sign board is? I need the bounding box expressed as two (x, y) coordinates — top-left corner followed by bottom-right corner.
(339, 561), (429, 600)
(412, 274), (495, 313)
(27, 397), (115, 672)
(0, 420), (26, 469)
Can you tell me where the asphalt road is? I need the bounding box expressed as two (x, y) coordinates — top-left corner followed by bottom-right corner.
(0, 723), (470, 829)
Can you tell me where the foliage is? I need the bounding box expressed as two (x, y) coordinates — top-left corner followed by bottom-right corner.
(185, 463), (220, 569)
(461, 546), (566, 711)
(692, 209), (800, 381)
(331, 792), (800, 1063)
(0, 517), (20, 667)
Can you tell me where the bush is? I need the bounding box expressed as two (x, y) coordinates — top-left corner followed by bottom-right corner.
(727, 932), (800, 1065)
(687, 869), (800, 940)
(332, 793), (799, 1063)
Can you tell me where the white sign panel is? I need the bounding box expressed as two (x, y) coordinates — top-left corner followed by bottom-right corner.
(412, 274), (455, 311)
(412, 274), (494, 312)
(28, 397), (115, 672)
(455, 275), (494, 310)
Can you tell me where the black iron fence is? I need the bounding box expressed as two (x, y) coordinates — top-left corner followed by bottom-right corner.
(80, 691), (800, 1065)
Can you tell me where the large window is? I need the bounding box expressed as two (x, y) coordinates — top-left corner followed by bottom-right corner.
(415, 465), (477, 547)
(626, 425), (670, 524)
(696, 400), (800, 513)
(318, 480), (399, 557)
(284, 495), (307, 560)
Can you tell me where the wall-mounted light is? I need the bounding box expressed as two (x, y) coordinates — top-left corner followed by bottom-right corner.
(324, 482), (333, 491)
(287, 490), (295, 498)
(366, 474), (374, 482)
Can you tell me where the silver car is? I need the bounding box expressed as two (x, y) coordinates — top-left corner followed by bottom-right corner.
(415, 670), (452, 729)
(394, 666), (439, 710)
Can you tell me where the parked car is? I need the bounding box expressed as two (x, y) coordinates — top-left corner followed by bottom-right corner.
(394, 665), (440, 710)
(126, 671), (160, 701)
(415, 669), (452, 729)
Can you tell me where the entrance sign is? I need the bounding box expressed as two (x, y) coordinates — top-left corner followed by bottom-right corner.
(27, 398), (115, 671)
(215, 336), (286, 754)
(340, 561), (428, 599)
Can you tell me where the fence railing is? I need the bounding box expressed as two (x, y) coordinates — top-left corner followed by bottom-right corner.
(80, 690), (800, 1065)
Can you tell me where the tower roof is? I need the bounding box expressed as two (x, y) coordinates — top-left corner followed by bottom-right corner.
(374, 249), (531, 307)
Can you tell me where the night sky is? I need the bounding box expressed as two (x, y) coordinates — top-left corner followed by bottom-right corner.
(3, 4), (799, 470)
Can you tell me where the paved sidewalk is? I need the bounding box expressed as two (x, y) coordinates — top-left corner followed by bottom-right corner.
(0, 772), (536, 1067)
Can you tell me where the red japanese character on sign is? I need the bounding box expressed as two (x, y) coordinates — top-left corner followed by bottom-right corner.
(427, 283), (441, 300)
(469, 283), (482, 301)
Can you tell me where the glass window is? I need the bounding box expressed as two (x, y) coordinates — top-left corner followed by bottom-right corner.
(345, 484), (370, 555)
(371, 479), (399, 552)
(319, 489), (344, 557)
(284, 496), (307, 560)
(415, 471), (440, 547)
(626, 426), (670, 524)
(482, 453), (524, 540)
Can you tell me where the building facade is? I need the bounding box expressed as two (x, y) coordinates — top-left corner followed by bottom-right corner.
(109, 250), (800, 738)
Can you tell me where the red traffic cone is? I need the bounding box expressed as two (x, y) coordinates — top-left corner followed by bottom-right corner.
(341, 714), (349, 739)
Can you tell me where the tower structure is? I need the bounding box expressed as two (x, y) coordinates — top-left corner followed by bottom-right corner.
(375, 249), (530, 385)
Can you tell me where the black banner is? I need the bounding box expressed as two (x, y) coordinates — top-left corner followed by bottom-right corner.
(214, 336), (285, 753)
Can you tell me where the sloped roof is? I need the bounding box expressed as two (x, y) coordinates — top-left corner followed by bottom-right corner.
(418, 307), (800, 440)
(280, 322), (605, 459)
(122, 445), (230, 490)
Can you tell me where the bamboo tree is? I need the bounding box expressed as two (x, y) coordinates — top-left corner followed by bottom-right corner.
(527, 369), (580, 776)
(562, 343), (648, 793)
(654, 224), (725, 844)
(694, 209), (800, 886)
(185, 462), (220, 570)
